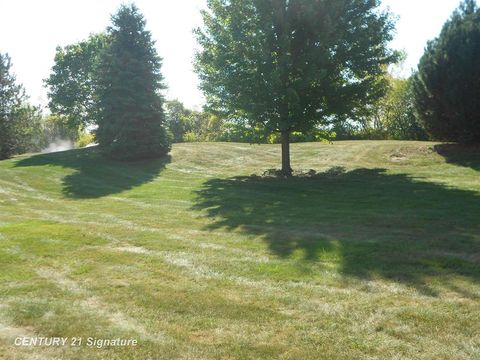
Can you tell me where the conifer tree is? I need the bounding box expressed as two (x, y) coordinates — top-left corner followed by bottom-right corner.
(412, 0), (480, 144)
(96, 4), (170, 160)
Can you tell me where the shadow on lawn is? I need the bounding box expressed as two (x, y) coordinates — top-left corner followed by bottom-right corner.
(14, 147), (170, 198)
(434, 144), (480, 171)
(193, 168), (480, 294)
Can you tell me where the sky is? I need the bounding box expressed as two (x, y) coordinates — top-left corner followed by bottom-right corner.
(0, 0), (473, 110)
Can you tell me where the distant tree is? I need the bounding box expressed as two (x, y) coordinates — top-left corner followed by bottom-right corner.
(195, 0), (398, 175)
(182, 111), (226, 142)
(0, 53), (29, 159)
(75, 131), (95, 148)
(45, 33), (109, 130)
(381, 77), (427, 140)
(360, 75), (427, 141)
(10, 104), (45, 154)
(96, 4), (170, 160)
(41, 114), (81, 144)
(165, 100), (192, 142)
(412, 0), (480, 144)
(329, 68), (427, 141)
(221, 118), (270, 143)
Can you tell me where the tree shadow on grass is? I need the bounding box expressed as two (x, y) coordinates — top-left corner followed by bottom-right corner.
(193, 168), (480, 294)
(14, 147), (170, 199)
(434, 144), (480, 171)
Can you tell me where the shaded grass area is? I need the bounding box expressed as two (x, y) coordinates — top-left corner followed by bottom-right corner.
(0, 141), (479, 359)
(14, 147), (170, 198)
(193, 168), (480, 295)
(434, 143), (480, 171)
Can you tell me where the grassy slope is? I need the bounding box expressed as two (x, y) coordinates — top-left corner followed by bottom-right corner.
(0, 140), (478, 359)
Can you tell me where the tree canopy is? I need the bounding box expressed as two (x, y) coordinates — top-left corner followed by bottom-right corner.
(165, 100), (192, 143)
(370, 75), (427, 141)
(0, 53), (29, 159)
(412, 0), (480, 144)
(95, 4), (170, 160)
(195, 0), (399, 175)
(45, 33), (109, 130)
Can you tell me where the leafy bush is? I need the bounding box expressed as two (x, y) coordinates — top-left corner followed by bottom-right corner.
(76, 132), (95, 148)
(41, 115), (79, 144)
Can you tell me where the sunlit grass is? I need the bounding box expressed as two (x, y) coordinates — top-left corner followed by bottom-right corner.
(0, 141), (479, 359)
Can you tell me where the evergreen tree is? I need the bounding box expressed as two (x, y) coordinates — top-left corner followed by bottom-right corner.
(0, 53), (26, 159)
(96, 4), (170, 160)
(195, 0), (398, 175)
(412, 0), (480, 144)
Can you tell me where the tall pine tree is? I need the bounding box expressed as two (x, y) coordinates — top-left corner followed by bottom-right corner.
(96, 4), (170, 160)
(412, 0), (480, 144)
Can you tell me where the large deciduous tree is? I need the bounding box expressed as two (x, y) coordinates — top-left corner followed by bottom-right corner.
(45, 33), (109, 130)
(96, 4), (170, 160)
(412, 0), (480, 144)
(195, 0), (398, 175)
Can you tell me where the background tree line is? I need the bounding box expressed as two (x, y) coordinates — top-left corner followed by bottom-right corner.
(164, 71), (428, 144)
(0, 52), (92, 160)
(1, 0), (478, 163)
(0, 49), (425, 162)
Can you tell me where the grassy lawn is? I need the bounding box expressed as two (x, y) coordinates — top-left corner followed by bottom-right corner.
(0, 140), (479, 359)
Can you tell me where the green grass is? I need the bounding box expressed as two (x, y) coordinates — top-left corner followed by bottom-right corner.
(0, 140), (479, 359)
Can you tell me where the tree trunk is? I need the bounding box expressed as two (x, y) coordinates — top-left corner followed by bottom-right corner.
(281, 130), (292, 177)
